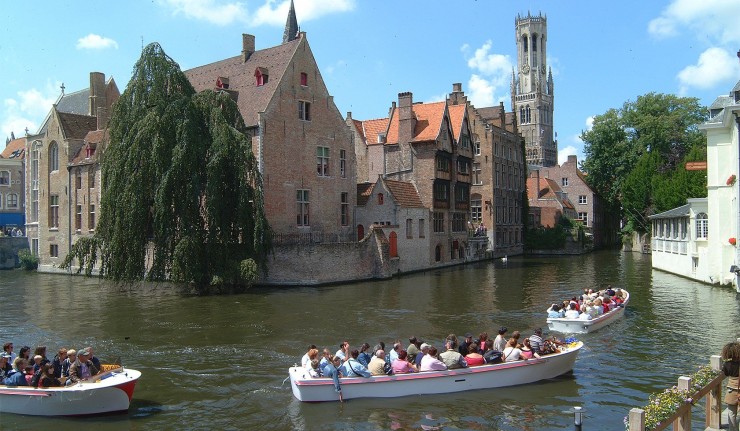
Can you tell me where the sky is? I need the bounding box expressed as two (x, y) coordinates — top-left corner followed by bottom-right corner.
(2, 0), (739, 165)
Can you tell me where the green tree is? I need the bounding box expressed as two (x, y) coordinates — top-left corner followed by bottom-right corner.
(62, 43), (271, 286)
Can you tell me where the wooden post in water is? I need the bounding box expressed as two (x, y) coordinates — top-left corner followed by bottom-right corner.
(707, 355), (723, 429)
(628, 408), (645, 431)
(677, 376), (692, 431)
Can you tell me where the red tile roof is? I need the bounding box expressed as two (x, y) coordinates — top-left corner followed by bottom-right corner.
(1, 138), (25, 159)
(357, 182), (374, 206)
(527, 177), (575, 209)
(448, 104), (465, 141)
(384, 179), (423, 208)
(386, 101), (447, 145)
(70, 129), (107, 165)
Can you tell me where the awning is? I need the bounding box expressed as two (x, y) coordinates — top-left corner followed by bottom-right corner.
(0, 212), (25, 226)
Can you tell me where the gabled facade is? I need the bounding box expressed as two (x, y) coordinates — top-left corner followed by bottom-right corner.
(25, 72), (118, 269)
(184, 8), (355, 240)
(526, 170), (576, 227)
(0, 137), (26, 231)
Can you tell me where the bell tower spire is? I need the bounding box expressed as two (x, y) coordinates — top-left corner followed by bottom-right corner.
(283, 0), (299, 43)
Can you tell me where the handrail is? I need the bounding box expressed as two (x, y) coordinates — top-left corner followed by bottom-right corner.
(628, 355), (724, 431)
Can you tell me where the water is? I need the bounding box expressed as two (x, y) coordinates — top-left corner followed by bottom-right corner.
(0, 250), (738, 430)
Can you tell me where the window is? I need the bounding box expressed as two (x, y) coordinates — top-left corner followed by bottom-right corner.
(49, 142), (59, 172)
(377, 193), (384, 205)
(7, 193), (18, 209)
(561, 177), (569, 186)
(578, 195), (587, 205)
(340, 192), (349, 226)
(474, 141), (481, 156)
(578, 212), (588, 226)
(0, 171), (9, 185)
(455, 183), (469, 208)
(340, 149), (346, 178)
(680, 219), (687, 239)
(255, 68), (268, 86)
(75, 205), (82, 231)
(695, 212), (708, 239)
(299, 101), (311, 121)
(406, 219), (413, 239)
(472, 163), (482, 185)
(456, 159), (470, 175)
(300, 72), (308, 86)
(89, 204), (96, 230)
(75, 169), (82, 190)
(433, 212), (445, 233)
(471, 198), (482, 222)
(317, 146), (329, 176)
(419, 219), (426, 238)
(433, 182), (449, 207)
(452, 213), (466, 232)
(49, 195), (59, 228)
(461, 135), (470, 149)
(436, 156), (450, 173)
(88, 167), (95, 189)
(297, 190), (309, 226)
(50, 244), (58, 258)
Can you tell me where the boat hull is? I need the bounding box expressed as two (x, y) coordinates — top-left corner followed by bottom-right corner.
(0, 369), (141, 416)
(290, 342), (581, 402)
(547, 291), (630, 334)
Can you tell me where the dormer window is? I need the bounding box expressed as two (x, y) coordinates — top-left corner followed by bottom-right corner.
(255, 68), (269, 86)
(216, 77), (230, 89)
(85, 144), (96, 159)
(300, 72), (308, 86)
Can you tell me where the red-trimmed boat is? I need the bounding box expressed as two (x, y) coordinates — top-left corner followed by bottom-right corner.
(289, 341), (582, 402)
(0, 367), (141, 416)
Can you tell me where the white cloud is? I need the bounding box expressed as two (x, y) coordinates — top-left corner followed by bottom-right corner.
(425, 93), (447, 104)
(462, 40), (512, 108)
(162, 0), (355, 27)
(76, 34), (119, 50)
(585, 116), (594, 132)
(648, 0), (740, 45)
(1, 84), (60, 139)
(677, 47), (740, 94)
(558, 145), (578, 166)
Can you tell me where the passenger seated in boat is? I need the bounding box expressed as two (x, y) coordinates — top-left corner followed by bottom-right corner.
(570, 297), (580, 311)
(39, 363), (63, 387)
(520, 338), (541, 359)
(319, 348), (333, 374)
(407, 337), (421, 362)
(593, 298), (604, 315)
(51, 348), (67, 378)
(478, 332), (490, 352)
(32, 346), (49, 372)
(391, 350), (417, 374)
(0, 353), (11, 379)
(24, 365), (34, 385)
(502, 339), (523, 361)
(335, 341), (350, 361)
(420, 346), (447, 371)
(601, 296), (611, 313)
(458, 333), (474, 356)
(564, 303), (580, 319)
(341, 350), (371, 377)
(85, 346), (101, 369)
(493, 327), (508, 352)
(578, 310), (592, 320)
(308, 359), (321, 378)
(32, 355), (43, 373)
(322, 356), (343, 394)
(388, 340), (402, 363)
(62, 349), (76, 378)
(547, 304), (564, 318)
(528, 328), (544, 355)
(3, 358), (29, 386)
(68, 348), (100, 384)
(415, 343), (430, 368)
(303, 349), (319, 370)
(357, 343), (372, 367)
(439, 339), (468, 369)
(368, 350), (388, 376)
(464, 343), (485, 366)
(605, 285), (616, 297)
(301, 344), (317, 368)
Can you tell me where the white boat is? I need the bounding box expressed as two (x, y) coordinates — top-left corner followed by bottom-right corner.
(289, 341), (582, 402)
(547, 290), (630, 334)
(0, 368), (141, 416)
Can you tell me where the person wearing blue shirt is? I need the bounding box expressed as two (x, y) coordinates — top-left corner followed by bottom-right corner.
(341, 350), (371, 377)
(3, 358), (29, 386)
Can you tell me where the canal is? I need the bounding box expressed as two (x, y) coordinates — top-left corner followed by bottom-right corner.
(0, 250), (738, 430)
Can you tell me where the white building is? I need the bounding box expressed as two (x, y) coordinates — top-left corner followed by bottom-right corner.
(652, 80), (740, 290)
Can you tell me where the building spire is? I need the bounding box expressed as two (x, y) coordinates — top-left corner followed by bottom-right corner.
(283, 0), (299, 43)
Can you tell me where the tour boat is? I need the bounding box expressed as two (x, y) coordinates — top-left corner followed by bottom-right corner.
(289, 341), (582, 402)
(0, 367), (141, 416)
(546, 290), (630, 334)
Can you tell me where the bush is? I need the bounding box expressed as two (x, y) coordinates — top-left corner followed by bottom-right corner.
(18, 249), (38, 270)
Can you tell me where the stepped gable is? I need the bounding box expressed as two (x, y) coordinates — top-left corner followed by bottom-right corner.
(1, 137), (25, 159)
(386, 101), (446, 145)
(448, 104), (466, 141)
(357, 182), (374, 206)
(184, 38), (301, 127)
(383, 179), (423, 208)
(57, 112), (97, 140)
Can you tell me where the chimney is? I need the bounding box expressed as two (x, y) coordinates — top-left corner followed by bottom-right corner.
(242, 34), (255, 62)
(389, 101), (396, 118)
(89, 72), (106, 117)
(96, 107), (108, 130)
(499, 101), (505, 125)
(449, 83), (465, 105)
(346, 111), (352, 120)
(567, 154), (577, 165)
(398, 92), (415, 145)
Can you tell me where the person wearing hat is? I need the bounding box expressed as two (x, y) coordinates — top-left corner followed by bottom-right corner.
(68, 348), (100, 384)
(493, 327), (508, 352)
(0, 353), (12, 380)
(458, 333), (474, 356)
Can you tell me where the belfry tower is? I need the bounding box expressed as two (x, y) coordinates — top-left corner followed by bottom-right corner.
(511, 12), (556, 167)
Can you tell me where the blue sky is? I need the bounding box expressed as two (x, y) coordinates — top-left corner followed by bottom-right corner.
(2, 0), (739, 165)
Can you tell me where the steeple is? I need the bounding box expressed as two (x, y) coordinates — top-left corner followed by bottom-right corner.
(282, 0), (299, 43)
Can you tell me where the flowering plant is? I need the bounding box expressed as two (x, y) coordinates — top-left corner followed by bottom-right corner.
(627, 365), (720, 430)
(730, 237), (737, 246)
(727, 174), (736, 186)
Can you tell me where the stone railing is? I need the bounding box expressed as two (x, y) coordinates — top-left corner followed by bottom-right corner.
(628, 355), (724, 431)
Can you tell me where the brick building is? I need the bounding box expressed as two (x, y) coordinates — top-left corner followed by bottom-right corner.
(0, 137), (26, 232)
(184, 2), (355, 241)
(25, 73), (118, 268)
(526, 169), (576, 228)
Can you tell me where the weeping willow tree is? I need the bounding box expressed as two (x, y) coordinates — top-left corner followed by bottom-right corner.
(62, 43), (271, 286)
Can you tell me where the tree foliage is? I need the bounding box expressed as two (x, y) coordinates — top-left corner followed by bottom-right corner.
(581, 93), (707, 232)
(62, 43), (271, 286)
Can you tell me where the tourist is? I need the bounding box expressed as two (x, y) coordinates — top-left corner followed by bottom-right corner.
(86, 346), (101, 369)
(341, 350), (371, 377)
(51, 348), (68, 378)
(722, 341), (740, 431)
(464, 343), (485, 366)
(493, 327), (508, 352)
(319, 348), (333, 374)
(602, 296), (612, 313)
(24, 365), (35, 385)
(323, 356), (343, 398)
(335, 341), (350, 361)
(478, 332), (490, 352)
(2, 342), (15, 363)
(39, 363), (63, 388)
(3, 358), (28, 386)
(458, 333), (474, 356)
(62, 349), (76, 378)
(509, 330), (521, 347)
(0, 353), (11, 379)
(17, 346), (30, 364)
(388, 340), (402, 363)
(301, 344), (317, 368)
(439, 339), (467, 369)
(32, 355), (44, 373)
(529, 328), (544, 355)
(564, 303), (580, 319)
(303, 348), (319, 370)
(357, 343), (372, 367)
(415, 343), (430, 368)
(593, 298), (604, 315)
(407, 336), (421, 362)
(368, 350), (388, 376)
(33, 346), (49, 371)
(502, 338), (523, 362)
(578, 310), (592, 321)
(307, 359), (321, 378)
(68, 348), (100, 384)
(547, 304), (564, 318)
(420, 346), (447, 371)
(391, 350), (417, 374)
(520, 338), (541, 359)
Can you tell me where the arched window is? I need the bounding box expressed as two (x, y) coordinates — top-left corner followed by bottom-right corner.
(357, 224), (365, 241)
(389, 232), (398, 257)
(522, 35), (528, 53)
(695, 213), (708, 239)
(49, 142), (59, 172)
(525, 106), (531, 123)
